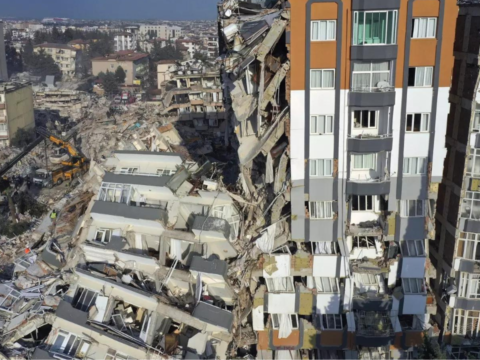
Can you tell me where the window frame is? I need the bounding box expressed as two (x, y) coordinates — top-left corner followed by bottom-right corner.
(400, 199), (426, 217)
(72, 287), (98, 312)
(94, 228), (112, 244)
(408, 66), (434, 87)
(310, 69), (335, 89)
(453, 309), (480, 337)
(0, 124), (7, 131)
(462, 191), (480, 220)
(314, 277), (340, 293)
(311, 20), (336, 41)
(352, 153), (376, 170)
(459, 273), (480, 299)
(51, 330), (82, 356)
(119, 167), (138, 174)
(352, 110), (378, 129)
(352, 195), (374, 211)
(457, 232), (480, 261)
(311, 241), (340, 255)
(402, 278), (426, 294)
(271, 314), (299, 330)
(406, 113), (430, 133)
(98, 183), (132, 204)
(400, 240), (425, 257)
(321, 313), (343, 330)
(403, 157), (427, 175)
(309, 201), (334, 219)
(351, 61), (391, 91)
(353, 236), (377, 249)
(310, 159), (333, 177)
(352, 10), (398, 46)
(265, 276), (295, 293)
(412, 17), (437, 39)
(310, 114), (334, 135)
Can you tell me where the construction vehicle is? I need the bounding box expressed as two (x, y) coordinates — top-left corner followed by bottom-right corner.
(36, 127), (88, 167)
(32, 161), (88, 189)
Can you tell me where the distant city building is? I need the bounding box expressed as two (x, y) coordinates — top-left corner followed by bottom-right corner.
(176, 39), (201, 59)
(139, 24), (182, 41)
(33, 43), (80, 78)
(114, 32), (137, 52)
(0, 22), (8, 81)
(41, 18), (70, 25)
(91, 50), (149, 86)
(0, 82), (35, 148)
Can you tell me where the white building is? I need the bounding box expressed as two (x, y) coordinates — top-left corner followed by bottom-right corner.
(114, 32), (137, 52)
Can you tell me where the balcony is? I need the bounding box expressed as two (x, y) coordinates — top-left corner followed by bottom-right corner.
(347, 134), (393, 153)
(349, 87), (395, 107)
(346, 176), (391, 196)
(351, 45), (398, 61)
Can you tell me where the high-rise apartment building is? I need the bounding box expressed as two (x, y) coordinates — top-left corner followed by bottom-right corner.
(285, 0), (457, 356)
(431, 1), (480, 357)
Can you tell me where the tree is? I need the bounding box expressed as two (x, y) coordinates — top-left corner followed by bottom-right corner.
(33, 31), (48, 45)
(5, 45), (23, 76)
(150, 43), (182, 62)
(115, 66), (126, 84)
(418, 333), (443, 360)
(102, 71), (119, 96)
(25, 49), (62, 81)
(51, 26), (61, 43)
(88, 37), (114, 58)
(193, 51), (208, 62)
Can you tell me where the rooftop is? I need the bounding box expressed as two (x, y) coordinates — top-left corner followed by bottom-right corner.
(0, 81), (31, 93)
(92, 51), (149, 62)
(34, 42), (77, 51)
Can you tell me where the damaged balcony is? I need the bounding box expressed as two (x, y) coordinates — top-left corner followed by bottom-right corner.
(347, 195), (388, 236)
(354, 311), (397, 346)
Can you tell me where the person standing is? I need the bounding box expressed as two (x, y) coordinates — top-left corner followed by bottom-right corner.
(139, 194), (147, 207)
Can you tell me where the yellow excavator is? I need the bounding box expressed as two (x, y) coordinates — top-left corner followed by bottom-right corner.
(33, 128), (90, 188)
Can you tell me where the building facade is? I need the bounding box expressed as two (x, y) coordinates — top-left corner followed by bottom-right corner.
(287, 0), (455, 356)
(0, 82), (35, 148)
(114, 32), (137, 52)
(33, 43), (80, 78)
(92, 51), (149, 86)
(431, 2), (480, 357)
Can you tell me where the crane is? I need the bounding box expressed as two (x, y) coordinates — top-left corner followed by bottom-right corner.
(35, 127), (88, 167)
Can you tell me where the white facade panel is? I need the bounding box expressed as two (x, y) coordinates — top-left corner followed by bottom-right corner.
(313, 255), (348, 277)
(291, 159), (304, 181)
(406, 88), (433, 113)
(268, 293), (296, 314)
(390, 90), (404, 181)
(290, 129), (305, 160)
(404, 133), (430, 157)
(310, 135), (334, 159)
(310, 90), (335, 115)
(338, 90), (348, 181)
(290, 91), (305, 130)
(432, 87), (450, 179)
(400, 256), (426, 278)
(316, 294), (341, 314)
(402, 294), (427, 315)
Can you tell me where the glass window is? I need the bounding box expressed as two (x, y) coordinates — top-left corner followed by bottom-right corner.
(271, 314), (299, 329)
(310, 159), (333, 177)
(98, 183), (132, 204)
(314, 277), (339, 293)
(400, 200), (425, 217)
(119, 167), (138, 174)
(412, 17), (437, 38)
(352, 153), (376, 170)
(353, 10), (398, 45)
(406, 113), (429, 132)
(0, 124), (6, 131)
(311, 20), (336, 41)
(352, 61), (391, 91)
(311, 69), (335, 89)
(321, 314), (343, 330)
(401, 240), (425, 256)
(265, 277), (294, 292)
(72, 287), (98, 312)
(309, 201), (333, 219)
(408, 67), (433, 87)
(462, 191), (480, 220)
(311, 241), (340, 254)
(459, 273), (480, 299)
(352, 196), (374, 211)
(310, 115), (333, 134)
(457, 233), (480, 260)
(453, 309), (480, 337)
(94, 229), (112, 243)
(353, 110), (377, 129)
(403, 278), (425, 294)
(403, 157), (427, 175)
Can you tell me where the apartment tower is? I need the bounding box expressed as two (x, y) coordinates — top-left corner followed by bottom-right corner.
(430, 1), (480, 357)
(288, 0), (457, 357)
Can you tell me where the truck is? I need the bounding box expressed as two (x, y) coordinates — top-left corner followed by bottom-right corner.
(33, 162), (89, 188)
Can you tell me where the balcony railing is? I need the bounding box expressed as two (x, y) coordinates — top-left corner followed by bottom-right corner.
(348, 133), (393, 140)
(351, 86), (395, 93)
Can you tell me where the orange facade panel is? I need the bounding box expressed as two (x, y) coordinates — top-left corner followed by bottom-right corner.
(290, 0), (308, 91)
(311, 42), (337, 69)
(413, 0), (440, 17)
(272, 330), (301, 347)
(410, 39), (437, 66)
(257, 331), (270, 350)
(439, 0), (457, 87)
(311, 3), (338, 20)
(320, 330), (344, 347)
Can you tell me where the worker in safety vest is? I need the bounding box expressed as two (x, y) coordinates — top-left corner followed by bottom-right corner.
(50, 209), (58, 225)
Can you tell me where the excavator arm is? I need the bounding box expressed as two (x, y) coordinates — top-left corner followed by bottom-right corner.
(36, 128), (88, 167)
